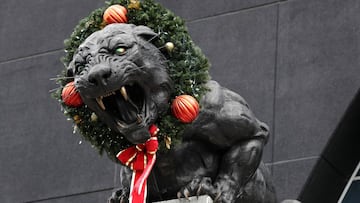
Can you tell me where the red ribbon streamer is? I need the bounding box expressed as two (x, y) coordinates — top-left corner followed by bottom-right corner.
(117, 125), (159, 203)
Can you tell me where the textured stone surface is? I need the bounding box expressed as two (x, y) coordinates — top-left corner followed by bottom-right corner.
(187, 5), (277, 162)
(274, 0), (360, 161)
(156, 0), (278, 21)
(0, 0), (104, 62)
(0, 51), (115, 202)
(271, 158), (318, 201)
(33, 189), (113, 203)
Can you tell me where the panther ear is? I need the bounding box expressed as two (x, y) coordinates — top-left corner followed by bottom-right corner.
(133, 25), (157, 41)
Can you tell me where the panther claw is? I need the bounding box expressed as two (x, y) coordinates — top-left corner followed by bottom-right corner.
(177, 188), (190, 200)
(177, 177), (216, 200)
(213, 192), (222, 203)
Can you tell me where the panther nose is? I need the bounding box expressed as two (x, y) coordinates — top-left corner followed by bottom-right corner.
(88, 64), (111, 86)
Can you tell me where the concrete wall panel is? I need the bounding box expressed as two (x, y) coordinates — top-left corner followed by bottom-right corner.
(157, 0), (278, 21)
(0, 52), (115, 202)
(274, 0), (360, 161)
(0, 0), (104, 62)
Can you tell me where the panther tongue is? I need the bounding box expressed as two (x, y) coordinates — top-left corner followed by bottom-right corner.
(115, 94), (138, 124)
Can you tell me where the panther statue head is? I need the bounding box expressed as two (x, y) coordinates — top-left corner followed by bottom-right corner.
(66, 23), (173, 144)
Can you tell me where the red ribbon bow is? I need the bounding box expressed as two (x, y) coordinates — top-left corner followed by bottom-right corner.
(117, 125), (159, 203)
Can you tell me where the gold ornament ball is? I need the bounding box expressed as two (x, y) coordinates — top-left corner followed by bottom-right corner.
(73, 115), (81, 124)
(165, 42), (174, 52)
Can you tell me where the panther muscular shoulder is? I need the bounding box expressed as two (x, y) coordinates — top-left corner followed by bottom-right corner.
(185, 80), (269, 149)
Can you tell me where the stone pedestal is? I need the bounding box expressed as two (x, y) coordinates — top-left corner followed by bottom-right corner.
(153, 195), (213, 203)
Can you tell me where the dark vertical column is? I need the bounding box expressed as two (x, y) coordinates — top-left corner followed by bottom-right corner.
(299, 90), (360, 202)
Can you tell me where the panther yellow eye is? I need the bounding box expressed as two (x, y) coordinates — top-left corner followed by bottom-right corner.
(115, 47), (126, 55)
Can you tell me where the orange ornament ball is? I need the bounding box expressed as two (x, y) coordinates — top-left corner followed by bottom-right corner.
(61, 81), (83, 107)
(103, 5), (128, 24)
(171, 95), (200, 123)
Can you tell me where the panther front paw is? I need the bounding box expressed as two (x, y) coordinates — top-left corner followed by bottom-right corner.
(108, 188), (129, 203)
(212, 178), (240, 203)
(177, 177), (217, 199)
(212, 188), (237, 203)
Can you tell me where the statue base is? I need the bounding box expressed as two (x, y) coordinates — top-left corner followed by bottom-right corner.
(153, 195), (213, 203)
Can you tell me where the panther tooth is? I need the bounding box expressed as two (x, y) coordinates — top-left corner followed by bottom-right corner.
(120, 86), (128, 101)
(104, 91), (115, 97)
(96, 97), (106, 110)
(117, 121), (125, 128)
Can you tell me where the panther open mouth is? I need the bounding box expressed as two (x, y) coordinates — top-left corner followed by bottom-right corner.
(95, 83), (146, 128)
(69, 24), (174, 144)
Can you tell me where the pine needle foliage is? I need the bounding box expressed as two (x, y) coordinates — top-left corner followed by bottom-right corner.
(53, 0), (210, 162)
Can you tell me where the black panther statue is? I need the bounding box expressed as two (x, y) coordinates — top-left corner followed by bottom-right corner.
(66, 23), (276, 203)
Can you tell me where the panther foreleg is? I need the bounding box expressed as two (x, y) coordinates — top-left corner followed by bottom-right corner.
(213, 138), (265, 203)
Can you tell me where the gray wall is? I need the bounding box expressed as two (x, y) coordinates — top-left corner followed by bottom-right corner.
(0, 0), (359, 202)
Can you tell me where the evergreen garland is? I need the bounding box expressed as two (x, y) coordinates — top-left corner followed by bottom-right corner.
(53, 0), (210, 162)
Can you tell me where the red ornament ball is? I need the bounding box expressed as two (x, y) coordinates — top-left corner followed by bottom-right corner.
(171, 95), (200, 123)
(103, 5), (128, 24)
(61, 81), (83, 107)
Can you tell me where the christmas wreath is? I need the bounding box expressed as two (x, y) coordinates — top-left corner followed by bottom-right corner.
(53, 0), (210, 162)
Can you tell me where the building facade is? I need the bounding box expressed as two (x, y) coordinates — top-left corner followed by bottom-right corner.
(0, 0), (359, 202)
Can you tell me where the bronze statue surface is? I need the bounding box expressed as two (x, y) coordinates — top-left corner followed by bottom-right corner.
(66, 23), (276, 203)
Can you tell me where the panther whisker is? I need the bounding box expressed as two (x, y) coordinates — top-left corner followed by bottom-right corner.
(157, 45), (166, 50)
(146, 33), (160, 43)
(48, 87), (62, 93)
(49, 76), (75, 81)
